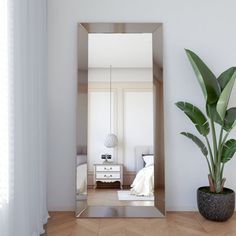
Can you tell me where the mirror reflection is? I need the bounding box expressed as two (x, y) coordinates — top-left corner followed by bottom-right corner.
(87, 33), (154, 206)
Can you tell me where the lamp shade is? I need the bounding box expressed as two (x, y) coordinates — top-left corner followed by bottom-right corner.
(104, 133), (118, 148)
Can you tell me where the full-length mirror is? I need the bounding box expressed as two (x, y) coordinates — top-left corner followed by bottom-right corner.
(76, 23), (164, 217)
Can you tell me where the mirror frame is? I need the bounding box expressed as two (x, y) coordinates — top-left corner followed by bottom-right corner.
(76, 23), (165, 217)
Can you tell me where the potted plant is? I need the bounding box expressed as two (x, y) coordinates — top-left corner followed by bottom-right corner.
(176, 49), (236, 221)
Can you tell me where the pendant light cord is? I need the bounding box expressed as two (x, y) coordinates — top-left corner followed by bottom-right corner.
(109, 65), (112, 133)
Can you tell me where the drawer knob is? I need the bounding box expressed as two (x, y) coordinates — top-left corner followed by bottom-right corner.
(104, 174), (113, 178)
(104, 167), (112, 170)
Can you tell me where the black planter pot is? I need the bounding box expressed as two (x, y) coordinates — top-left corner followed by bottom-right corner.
(197, 187), (235, 222)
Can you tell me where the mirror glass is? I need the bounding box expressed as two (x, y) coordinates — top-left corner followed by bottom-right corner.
(76, 23), (164, 217)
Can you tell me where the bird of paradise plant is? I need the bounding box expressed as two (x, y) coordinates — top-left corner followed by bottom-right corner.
(176, 49), (236, 193)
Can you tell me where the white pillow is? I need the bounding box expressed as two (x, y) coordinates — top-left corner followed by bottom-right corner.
(142, 154), (154, 167)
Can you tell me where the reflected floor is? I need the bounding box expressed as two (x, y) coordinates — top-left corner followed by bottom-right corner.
(88, 188), (154, 206)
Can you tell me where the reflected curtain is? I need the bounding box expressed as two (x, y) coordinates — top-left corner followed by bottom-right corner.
(0, 0), (48, 235)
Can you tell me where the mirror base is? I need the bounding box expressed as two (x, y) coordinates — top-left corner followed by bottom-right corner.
(76, 206), (164, 218)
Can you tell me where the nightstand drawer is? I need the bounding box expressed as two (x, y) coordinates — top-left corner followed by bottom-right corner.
(96, 165), (120, 172)
(96, 172), (120, 179)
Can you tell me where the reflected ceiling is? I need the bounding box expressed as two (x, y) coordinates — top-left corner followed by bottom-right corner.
(88, 34), (152, 68)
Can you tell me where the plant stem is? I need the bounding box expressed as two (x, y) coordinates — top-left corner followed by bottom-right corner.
(215, 126), (224, 193)
(218, 126), (224, 153)
(218, 127), (224, 154)
(218, 130), (231, 182)
(217, 126), (224, 170)
(205, 137), (215, 179)
(220, 163), (225, 179)
(208, 106), (221, 192)
(204, 155), (213, 178)
(222, 130), (231, 144)
(210, 118), (218, 165)
(208, 107), (218, 182)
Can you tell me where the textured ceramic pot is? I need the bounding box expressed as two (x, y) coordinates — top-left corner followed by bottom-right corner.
(197, 187), (235, 222)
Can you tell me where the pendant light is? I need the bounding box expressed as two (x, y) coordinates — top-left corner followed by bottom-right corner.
(104, 65), (118, 148)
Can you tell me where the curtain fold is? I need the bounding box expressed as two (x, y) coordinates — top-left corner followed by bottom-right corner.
(13, 0), (48, 235)
(0, 0), (14, 235)
(0, 0), (48, 235)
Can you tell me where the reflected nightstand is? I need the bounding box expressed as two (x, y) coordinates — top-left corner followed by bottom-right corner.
(93, 164), (123, 189)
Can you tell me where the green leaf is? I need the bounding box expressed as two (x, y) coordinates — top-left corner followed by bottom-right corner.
(216, 70), (236, 120)
(218, 67), (236, 90)
(206, 105), (236, 131)
(224, 108), (236, 131)
(221, 139), (236, 163)
(185, 49), (221, 104)
(176, 102), (210, 136)
(206, 104), (222, 124)
(181, 132), (208, 156)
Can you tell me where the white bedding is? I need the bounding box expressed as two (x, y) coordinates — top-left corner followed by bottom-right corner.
(130, 165), (154, 197)
(76, 163), (87, 195)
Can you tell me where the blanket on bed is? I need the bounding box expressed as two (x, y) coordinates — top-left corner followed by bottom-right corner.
(130, 165), (154, 196)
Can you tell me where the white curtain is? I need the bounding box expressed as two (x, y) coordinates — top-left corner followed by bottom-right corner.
(0, 0), (48, 235)
(0, 0), (14, 235)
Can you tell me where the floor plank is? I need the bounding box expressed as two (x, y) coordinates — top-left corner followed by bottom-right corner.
(44, 212), (236, 236)
(88, 189), (154, 206)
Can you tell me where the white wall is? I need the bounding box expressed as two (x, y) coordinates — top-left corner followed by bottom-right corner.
(87, 80), (153, 185)
(124, 91), (153, 172)
(47, 0), (236, 211)
(88, 68), (152, 82)
(88, 91), (116, 170)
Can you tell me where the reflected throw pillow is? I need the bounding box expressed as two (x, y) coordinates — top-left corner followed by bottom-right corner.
(142, 154), (154, 167)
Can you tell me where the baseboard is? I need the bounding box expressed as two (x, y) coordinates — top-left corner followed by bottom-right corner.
(48, 206), (76, 212)
(166, 205), (198, 211)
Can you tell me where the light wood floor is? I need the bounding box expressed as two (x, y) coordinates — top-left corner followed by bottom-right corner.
(87, 189), (154, 206)
(44, 211), (236, 236)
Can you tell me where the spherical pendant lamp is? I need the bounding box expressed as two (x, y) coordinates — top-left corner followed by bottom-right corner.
(104, 133), (118, 148)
